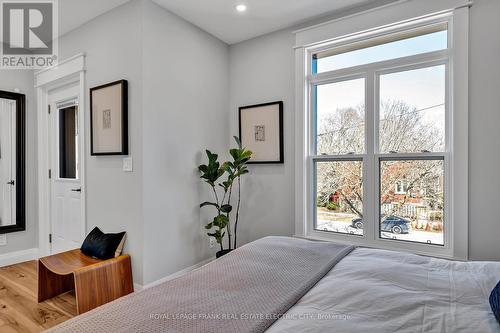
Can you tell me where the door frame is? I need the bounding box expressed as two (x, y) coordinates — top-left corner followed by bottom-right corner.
(35, 54), (86, 256)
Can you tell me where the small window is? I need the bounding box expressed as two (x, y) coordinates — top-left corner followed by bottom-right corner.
(59, 105), (78, 179)
(315, 78), (365, 155)
(380, 159), (444, 245)
(315, 160), (363, 235)
(379, 65), (446, 153)
(395, 180), (408, 194)
(313, 23), (448, 74)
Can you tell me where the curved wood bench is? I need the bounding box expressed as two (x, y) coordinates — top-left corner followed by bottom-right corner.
(38, 249), (134, 314)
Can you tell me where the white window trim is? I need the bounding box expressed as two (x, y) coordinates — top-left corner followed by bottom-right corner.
(294, 6), (469, 260)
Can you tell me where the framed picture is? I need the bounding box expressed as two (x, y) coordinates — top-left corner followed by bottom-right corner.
(239, 101), (283, 164)
(90, 80), (128, 155)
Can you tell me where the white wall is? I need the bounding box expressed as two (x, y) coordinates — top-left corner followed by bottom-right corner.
(228, 0), (500, 260)
(141, 0), (229, 284)
(57, 0), (230, 285)
(0, 70), (38, 255)
(58, 0), (145, 283)
(228, 30), (296, 246)
(468, 0), (500, 261)
(225, 0), (410, 249)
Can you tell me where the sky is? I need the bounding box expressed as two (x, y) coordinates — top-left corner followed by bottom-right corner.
(316, 30), (447, 73)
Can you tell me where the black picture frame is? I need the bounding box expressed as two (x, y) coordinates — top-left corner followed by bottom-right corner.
(0, 90), (26, 234)
(238, 101), (284, 164)
(90, 79), (128, 156)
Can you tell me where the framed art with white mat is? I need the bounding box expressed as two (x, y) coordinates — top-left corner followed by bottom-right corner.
(239, 101), (283, 164)
(90, 80), (128, 155)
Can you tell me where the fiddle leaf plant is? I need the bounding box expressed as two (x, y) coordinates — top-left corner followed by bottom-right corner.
(198, 137), (252, 253)
(198, 150), (225, 250)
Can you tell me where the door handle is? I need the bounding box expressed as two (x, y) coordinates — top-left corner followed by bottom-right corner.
(71, 187), (81, 192)
(6, 180), (14, 186)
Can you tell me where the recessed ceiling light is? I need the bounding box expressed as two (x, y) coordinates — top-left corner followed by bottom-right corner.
(235, 4), (247, 13)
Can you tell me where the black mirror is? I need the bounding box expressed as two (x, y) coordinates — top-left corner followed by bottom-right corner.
(0, 90), (25, 234)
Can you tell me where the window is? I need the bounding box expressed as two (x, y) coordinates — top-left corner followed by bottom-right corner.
(379, 65), (445, 153)
(394, 180), (408, 194)
(315, 160), (363, 235)
(315, 78), (365, 155)
(313, 23), (448, 74)
(59, 105), (79, 179)
(300, 10), (468, 258)
(312, 23), (448, 246)
(380, 159), (444, 245)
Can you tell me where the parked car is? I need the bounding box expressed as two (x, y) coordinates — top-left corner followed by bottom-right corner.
(351, 215), (411, 234)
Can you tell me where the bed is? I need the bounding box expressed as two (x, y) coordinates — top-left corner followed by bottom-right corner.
(267, 246), (500, 333)
(46, 236), (500, 333)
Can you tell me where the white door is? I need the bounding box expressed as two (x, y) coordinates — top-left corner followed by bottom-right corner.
(0, 99), (16, 227)
(48, 84), (84, 254)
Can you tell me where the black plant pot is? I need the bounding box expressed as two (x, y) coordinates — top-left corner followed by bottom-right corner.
(216, 249), (232, 258)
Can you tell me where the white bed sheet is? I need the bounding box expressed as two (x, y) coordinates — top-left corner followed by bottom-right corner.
(267, 247), (500, 333)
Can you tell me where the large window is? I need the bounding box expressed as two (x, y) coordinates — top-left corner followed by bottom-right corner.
(302, 12), (468, 257)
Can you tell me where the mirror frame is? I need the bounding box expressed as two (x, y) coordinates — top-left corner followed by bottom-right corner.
(0, 90), (25, 234)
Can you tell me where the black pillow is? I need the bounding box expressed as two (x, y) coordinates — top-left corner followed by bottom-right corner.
(490, 280), (500, 324)
(81, 227), (126, 260)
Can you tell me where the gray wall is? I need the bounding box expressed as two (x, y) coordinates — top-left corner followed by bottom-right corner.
(141, 0), (229, 284)
(0, 70), (38, 254)
(468, 0), (500, 261)
(58, 0), (145, 283)
(228, 0), (500, 260)
(228, 30), (296, 246)
(58, 0), (230, 285)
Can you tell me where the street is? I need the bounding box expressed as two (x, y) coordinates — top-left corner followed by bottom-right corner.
(316, 218), (444, 245)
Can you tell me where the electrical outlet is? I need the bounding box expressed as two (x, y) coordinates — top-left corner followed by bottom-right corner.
(209, 238), (215, 249)
(0, 234), (6, 246)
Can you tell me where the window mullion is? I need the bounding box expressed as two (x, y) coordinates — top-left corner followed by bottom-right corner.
(377, 152), (447, 160)
(364, 70), (376, 241)
(312, 154), (365, 161)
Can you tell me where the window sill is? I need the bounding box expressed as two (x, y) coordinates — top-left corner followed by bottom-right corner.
(293, 233), (463, 261)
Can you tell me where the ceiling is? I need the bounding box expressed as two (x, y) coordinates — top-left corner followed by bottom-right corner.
(58, 0), (131, 36)
(152, 0), (389, 44)
(57, 0), (394, 44)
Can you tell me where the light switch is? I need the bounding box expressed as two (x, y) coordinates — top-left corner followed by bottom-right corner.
(0, 234), (6, 246)
(123, 157), (133, 172)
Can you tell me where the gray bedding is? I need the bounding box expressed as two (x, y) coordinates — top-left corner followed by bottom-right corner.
(45, 236), (354, 333)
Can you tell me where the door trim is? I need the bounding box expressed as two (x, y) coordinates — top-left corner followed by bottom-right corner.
(35, 54), (86, 257)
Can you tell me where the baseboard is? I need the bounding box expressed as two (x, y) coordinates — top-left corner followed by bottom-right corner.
(135, 256), (216, 291)
(0, 248), (39, 267)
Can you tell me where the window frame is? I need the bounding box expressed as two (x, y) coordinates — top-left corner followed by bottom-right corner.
(295, 10), (468, 259)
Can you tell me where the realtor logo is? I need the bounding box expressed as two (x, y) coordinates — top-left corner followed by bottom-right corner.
(1, 0), (58, 69)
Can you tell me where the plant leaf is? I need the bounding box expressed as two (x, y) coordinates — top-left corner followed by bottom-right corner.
(213, 214), (229, 228)
(200, 201), (219, 209)
(220, 204), (232, 213)
(233, 136), (242, 148)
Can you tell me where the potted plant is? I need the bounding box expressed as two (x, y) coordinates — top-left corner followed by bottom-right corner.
(198, 137), (252, 258)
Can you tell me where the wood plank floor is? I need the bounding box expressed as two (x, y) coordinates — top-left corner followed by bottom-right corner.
(0, 260), (76, 332)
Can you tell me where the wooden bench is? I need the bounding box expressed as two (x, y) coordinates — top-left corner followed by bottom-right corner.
(38, 249), (134, 314)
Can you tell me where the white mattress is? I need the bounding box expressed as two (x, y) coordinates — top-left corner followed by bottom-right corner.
(267, 247), (500, 333)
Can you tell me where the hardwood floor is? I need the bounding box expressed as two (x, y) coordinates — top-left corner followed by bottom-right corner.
(0, 260), (76, 332)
